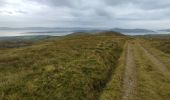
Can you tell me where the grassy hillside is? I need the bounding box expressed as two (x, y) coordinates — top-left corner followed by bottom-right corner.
(0, 35), (53, 49)
(143, 38), (170, 54)
(0, 33), (127, 99)
(137, 34), (170, 39)
(0, 35), (52, 41)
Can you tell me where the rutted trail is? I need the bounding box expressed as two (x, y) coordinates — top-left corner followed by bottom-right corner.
(122, 43), (137, 100)
(100, 40), (170, 100)
(138, 43), (170, 77)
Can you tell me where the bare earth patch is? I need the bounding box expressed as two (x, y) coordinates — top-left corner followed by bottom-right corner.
(122, 43), (137, 100)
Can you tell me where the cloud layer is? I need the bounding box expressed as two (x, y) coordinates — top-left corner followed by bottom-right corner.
(0, 0), (170, 29)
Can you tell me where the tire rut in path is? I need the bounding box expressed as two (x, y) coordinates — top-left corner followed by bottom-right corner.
(122, 43), (137, 100)
(138, 43), (170, 77)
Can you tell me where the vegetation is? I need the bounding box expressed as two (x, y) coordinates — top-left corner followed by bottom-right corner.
(0, 41), (32, 48)
(0, 35), (53, 49)
(1, 32), (169, 100)
(133, 42), (170, 100)
(0, 32), (126, 99)
(143, 38), (170, 54)
(100, 43), (127, 100)
(0, 35), (51, 41)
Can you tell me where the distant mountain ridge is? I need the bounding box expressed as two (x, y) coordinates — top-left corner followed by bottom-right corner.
(159, 29), (170, 32)
(136, 34), (170, 39)
(2, 27), (170, 35)
(110, 28), (155, 33)
(97, 31), (125, 36)
(67, 31), (125, 36)
(0, 27), (154, 33)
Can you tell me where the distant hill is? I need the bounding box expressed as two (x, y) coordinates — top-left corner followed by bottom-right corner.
(67, 31), (125, 37)
(0, 27), (107, 35)
(136, 34), (170, 39)
(0, 35), (51, 41)
(73, 29), (107, 33)
(66, 32), (91, 37)
(110, 28), (155, 33)
(159, 29), (170, 32)
(0, 27), (157, 36)
(97, 31), (125, 36)
(0, 35), (56, 48)
(0, 27), (105, 32)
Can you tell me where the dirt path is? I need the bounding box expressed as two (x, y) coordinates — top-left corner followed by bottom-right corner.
(138, 43), (170, 77)
(122, 43), (137, 100)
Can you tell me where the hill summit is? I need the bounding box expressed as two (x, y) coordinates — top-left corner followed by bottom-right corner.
(97, 31), (125, 36)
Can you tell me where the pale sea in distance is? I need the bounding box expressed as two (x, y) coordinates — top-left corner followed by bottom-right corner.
(0, 30), (72, 37)
(0, 29), (169, 37)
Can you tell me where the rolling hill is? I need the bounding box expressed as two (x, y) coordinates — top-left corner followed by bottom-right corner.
(0, 32), (127, 99)
(110, 28), (155, 33)
(159, 29), (170, 32)
(1, 31), (170, 100)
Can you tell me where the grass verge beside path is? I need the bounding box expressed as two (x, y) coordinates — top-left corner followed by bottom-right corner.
(0, 34), (126, 100)
(133, 42), (170, 100)
(138, 39), (170, 70)
(100, 42), (127, 100)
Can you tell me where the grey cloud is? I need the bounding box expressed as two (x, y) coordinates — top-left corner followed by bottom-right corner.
(0, 0), (7, 7)
(105, 0), (170, 10)
(34, 0), (170, 10)
(0, 10), (12, 15)
(28, 0), (170, 19)
(16, 10), (28, 14)
(1, 0), (170, 29)
(29, 0), (73, 7)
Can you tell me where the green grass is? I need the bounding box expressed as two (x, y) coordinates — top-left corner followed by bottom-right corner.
(133, 42), (170, 100)
(0, 35), (52, 41)
(0, 35), (54, 49)
(0, 33), (126, 99)
(144, 38), (170, 54)
(138, 38), (170, 70)
(100, 42), (127, 100)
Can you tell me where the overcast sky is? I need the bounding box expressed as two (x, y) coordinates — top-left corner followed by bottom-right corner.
(0, 0), (170, 29)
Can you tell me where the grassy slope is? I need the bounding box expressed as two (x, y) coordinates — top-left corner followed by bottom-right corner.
(0, 35), (53, 49)
(133, 41), (170, 100)
(101, 39), (170, 100)
(138, 38), (170, 70)
(0, 34), (126, 100)
(143, 38), (170, 54)
(0, 35), (52, 41)
(100, 42), (127, 100)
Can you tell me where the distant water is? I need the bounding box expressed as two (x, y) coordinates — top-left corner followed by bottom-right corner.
(1, 29), (170, 37)
(123, 32), (170, 35)
(0, 30), (72, 37)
